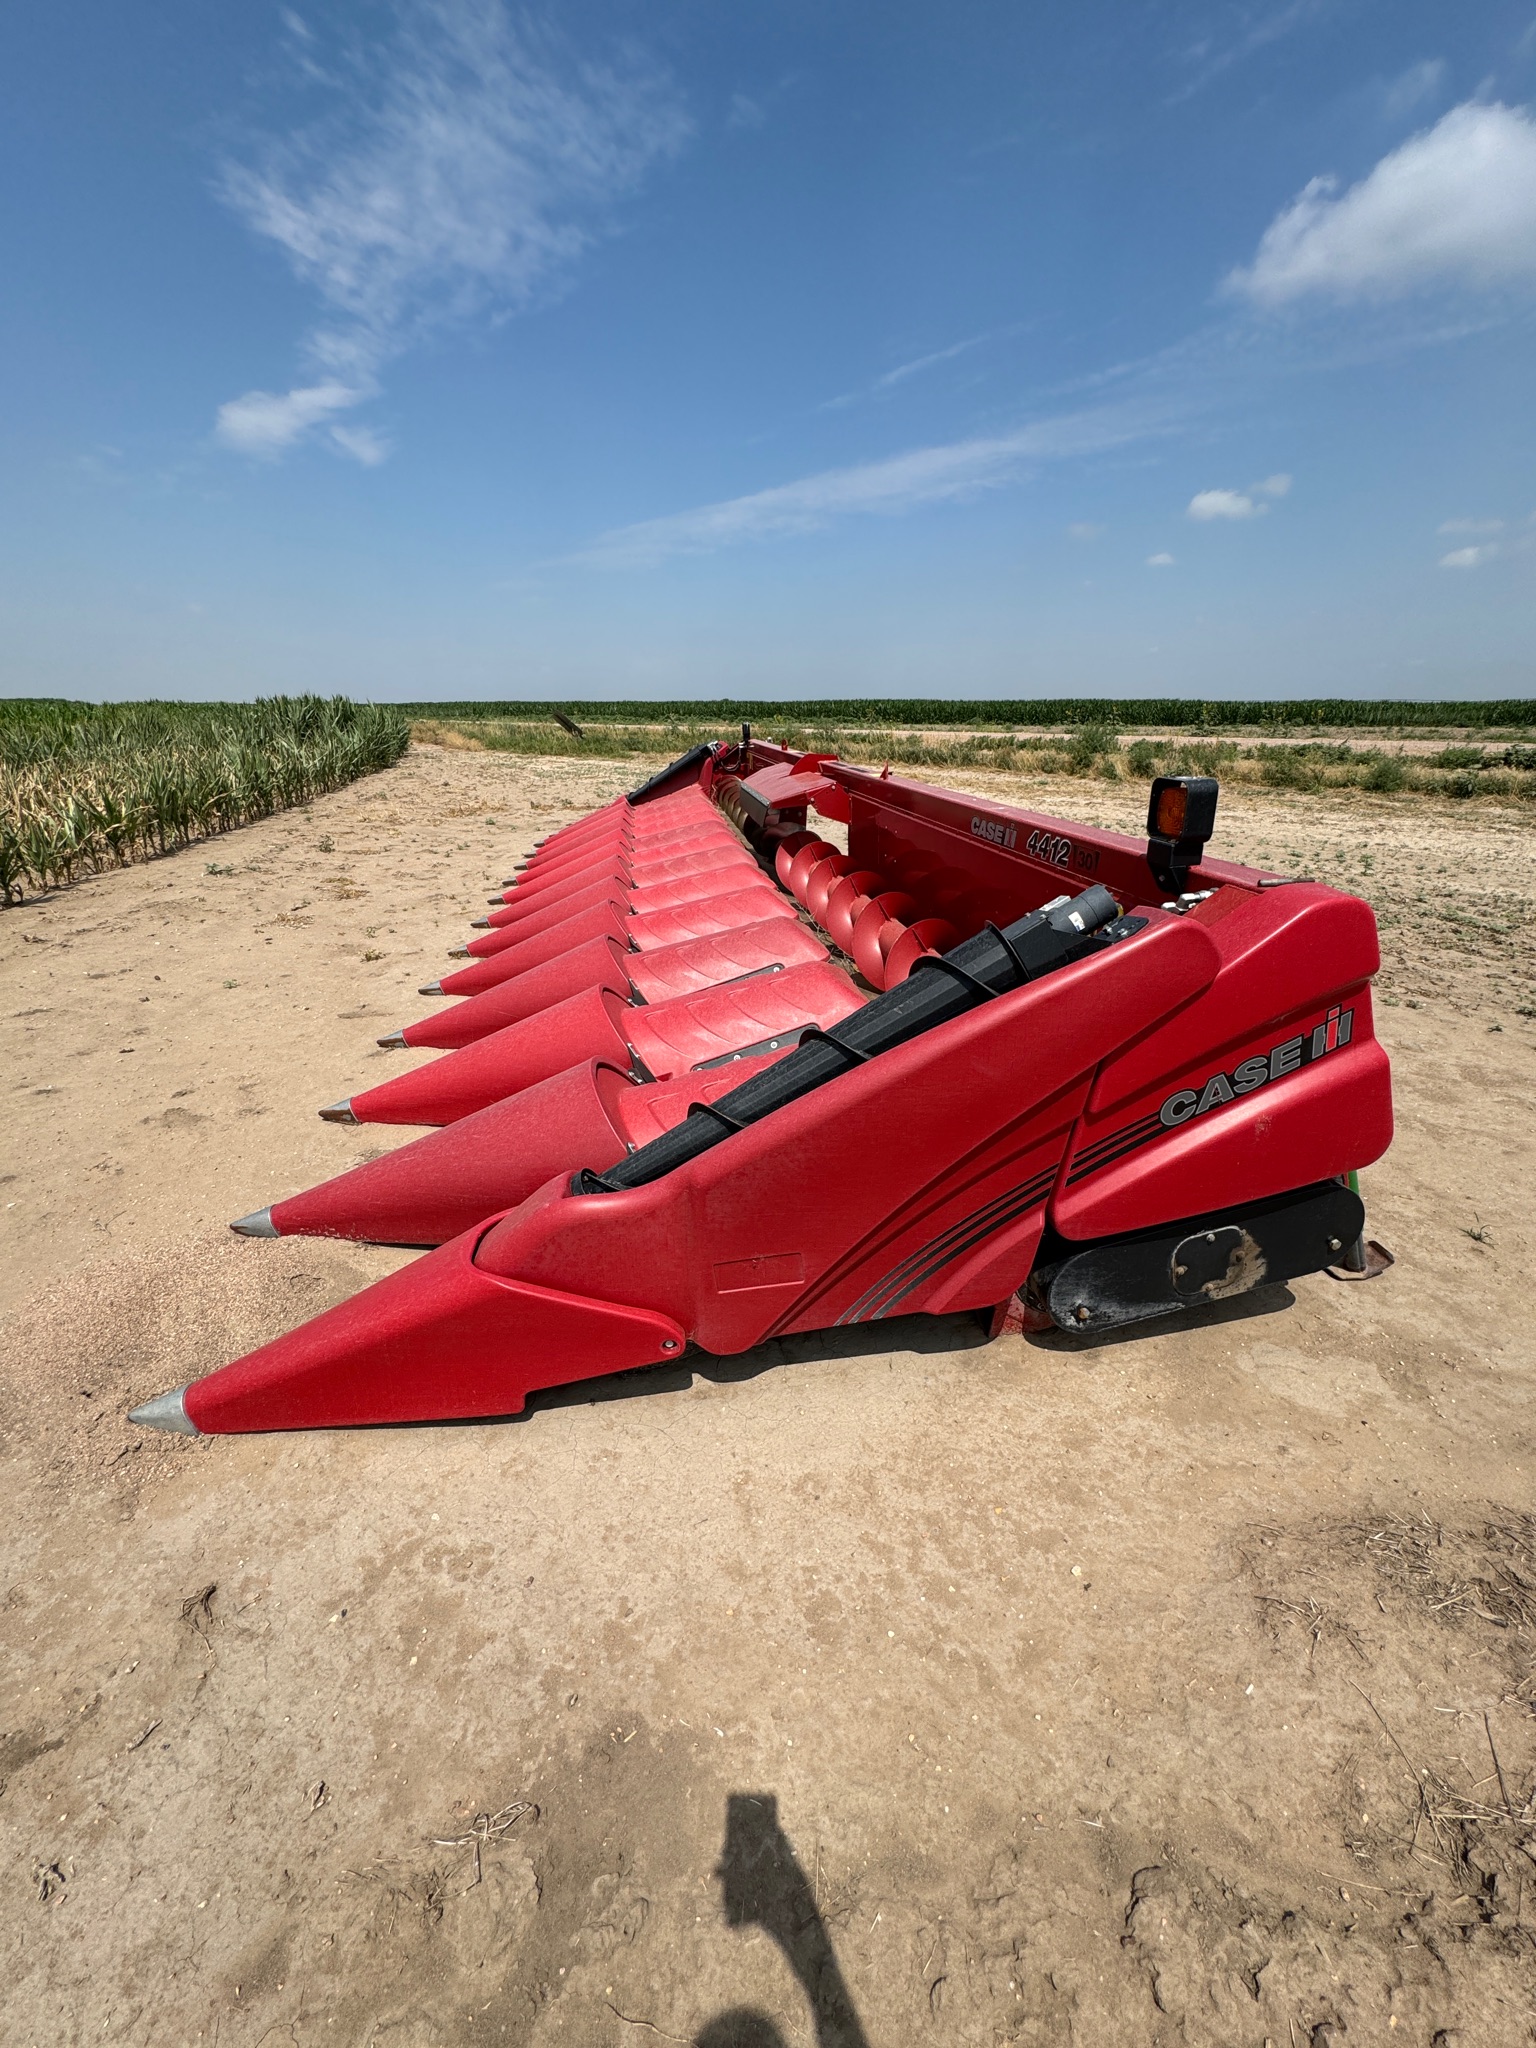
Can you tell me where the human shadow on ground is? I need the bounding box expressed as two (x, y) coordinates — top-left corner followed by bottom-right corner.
(692, 1793), (870, 2048)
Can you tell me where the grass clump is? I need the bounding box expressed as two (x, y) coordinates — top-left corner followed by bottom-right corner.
(1, 696), (409, 904)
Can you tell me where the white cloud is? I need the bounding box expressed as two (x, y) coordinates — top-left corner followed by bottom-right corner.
(1188, 488), (1266, 520)
(1068, 522), (1104, 541)
(214, 1), (687, 459)
(1185, 475), (1290, 520)
(1228, 100), (1536, 306)
(1440, 544), (1495, 567)
(1147, 552), (1176, 566)
(1438, 516), (1503, 534)
(215, 380), (365, 457)
(568, 400), (1174, 566)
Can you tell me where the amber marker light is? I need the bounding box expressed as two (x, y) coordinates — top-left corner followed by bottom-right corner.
(1154, 783), (1189, 836)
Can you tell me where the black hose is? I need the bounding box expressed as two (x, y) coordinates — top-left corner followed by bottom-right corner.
(577, 884), (1124, 1194)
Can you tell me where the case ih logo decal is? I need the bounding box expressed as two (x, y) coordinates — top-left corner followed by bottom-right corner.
(970, 814), (1018, 849)
(1159, 1006), (1354, 1128)
(1066, 1006), (1355, 1186)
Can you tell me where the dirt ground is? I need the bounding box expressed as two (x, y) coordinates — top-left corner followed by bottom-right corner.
(2, 744), (1534, 2048)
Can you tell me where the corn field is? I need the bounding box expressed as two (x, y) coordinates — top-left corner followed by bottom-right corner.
(0, 697), (409, 905)
(400, 694), (1536, 731)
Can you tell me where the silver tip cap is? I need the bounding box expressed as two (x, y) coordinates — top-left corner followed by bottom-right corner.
(230, 1207), (278, 1238)
(319, 1098), (358, 1124)
(448, 944), (471, 957)
(128, 1386), (199, 1435)
(469, 919), (490, 930)
(377, 1030), (407, 1049)
(418, 982), (442, 997)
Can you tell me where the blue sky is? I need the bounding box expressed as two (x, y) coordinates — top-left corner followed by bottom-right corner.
(3, 1), (1535, 702)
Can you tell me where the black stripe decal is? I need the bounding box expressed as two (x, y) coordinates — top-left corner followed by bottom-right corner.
(1066, 1121), (1167, 1184)
(1071, 1111), (1162, 1166)
(838, 1176), (1049, 1326)
(870, 1179), (1057, 1321)
(839, 1168), (1057, 1325)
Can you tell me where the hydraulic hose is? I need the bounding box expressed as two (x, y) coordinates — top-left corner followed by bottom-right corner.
(577, 883), (1124, 1194)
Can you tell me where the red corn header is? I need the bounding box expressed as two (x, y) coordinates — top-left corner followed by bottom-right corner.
(127, 737), (1392, 1437)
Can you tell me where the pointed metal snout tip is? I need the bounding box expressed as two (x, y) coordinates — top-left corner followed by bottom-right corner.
(230, 1206), (278, 1238)
(447, 945), (472, 957)
(418, 982), (443, 997)
(468, 918), (490, 930)
(128, 1386), (199, 1435)
(377, 1029), (408, 1049)
(319, 1098), (358, 1124)
(487, 896), (505, 905)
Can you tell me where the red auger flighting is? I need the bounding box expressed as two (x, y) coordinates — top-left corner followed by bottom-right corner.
(128, 733), (1393, 1436)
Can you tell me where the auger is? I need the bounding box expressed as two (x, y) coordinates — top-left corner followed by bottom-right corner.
(128, 742), (1393, 1435)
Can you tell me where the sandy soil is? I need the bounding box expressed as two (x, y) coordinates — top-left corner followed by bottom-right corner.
(2, 745), (1534, 2048)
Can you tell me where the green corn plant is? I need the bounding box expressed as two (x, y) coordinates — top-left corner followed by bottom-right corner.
(0, 697), (409, 903)
(0, 823), (26, 904)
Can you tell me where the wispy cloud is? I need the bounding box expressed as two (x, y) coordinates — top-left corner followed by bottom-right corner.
(1439, 543), (1496, 568)
(1379, 58), (1445, 125)
(327, 422), (392, 467)
(820, 332), (996, 411)
(1437, 511), (1535, 566)
(1171, 0), (1332, 104)
(566, 399), (1178, 566)
(1227, 100), (1536, 306)
(1147, 552), (1177, 567)
(214, 1), (687, 462)
(873, 336), (990, 392)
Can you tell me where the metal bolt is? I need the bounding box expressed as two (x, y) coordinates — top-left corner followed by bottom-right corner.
(661, 1340), (680, 1352)
(1074, 1305), (1090, 1324)
(1328, 1237), (1342, 1252)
